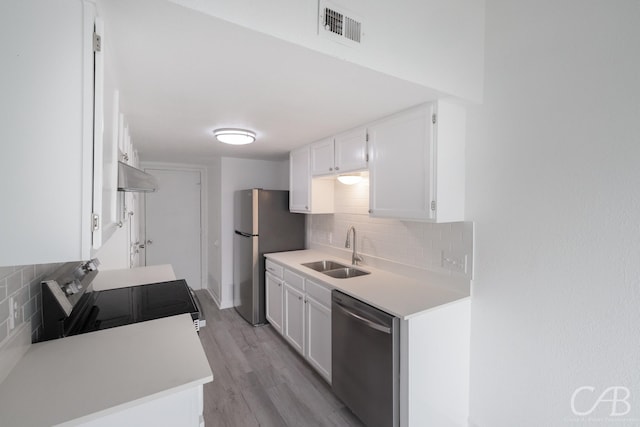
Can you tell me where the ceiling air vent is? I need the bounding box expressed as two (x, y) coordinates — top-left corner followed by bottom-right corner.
(318, 1), (363, 46)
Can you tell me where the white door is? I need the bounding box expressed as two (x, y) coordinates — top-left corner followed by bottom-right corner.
(144, 168), (202, 289)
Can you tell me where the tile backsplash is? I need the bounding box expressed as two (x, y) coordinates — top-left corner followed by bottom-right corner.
(307, 176), (474, 279)
(0, 263), (61, 350)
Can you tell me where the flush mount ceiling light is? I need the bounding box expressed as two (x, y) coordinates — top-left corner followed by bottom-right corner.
(337, 173), (363, 185)
(213, 128), (256, 145)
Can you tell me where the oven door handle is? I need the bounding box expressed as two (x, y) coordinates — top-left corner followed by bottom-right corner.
(333, 301), (391, 334)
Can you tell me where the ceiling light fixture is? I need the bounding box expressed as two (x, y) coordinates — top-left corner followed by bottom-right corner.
(337, 173), (363, 185)
(213, 128), (256, 145)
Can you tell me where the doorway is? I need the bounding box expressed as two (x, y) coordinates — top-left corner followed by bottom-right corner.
(143, 167), (204, 289)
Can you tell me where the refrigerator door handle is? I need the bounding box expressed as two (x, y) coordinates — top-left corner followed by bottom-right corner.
(235, 230), (254, 238)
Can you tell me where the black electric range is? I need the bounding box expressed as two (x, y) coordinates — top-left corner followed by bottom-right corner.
(40, 260), (202, 342)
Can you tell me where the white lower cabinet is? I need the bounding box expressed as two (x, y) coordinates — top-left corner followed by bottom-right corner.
(265, 261), (332, 383)
(283, 283), (305, 355)
(77, 385), (204, 427)
(265, 272), (284, 334)
(305, 295), (332, 382)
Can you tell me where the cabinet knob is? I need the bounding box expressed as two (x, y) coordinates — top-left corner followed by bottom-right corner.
(305, 206), (309, 210)
(329, 167), (333, 171)
(278, 283), (281, 287)
(298, 296), (302, 301)
(335, 167), (340, 170)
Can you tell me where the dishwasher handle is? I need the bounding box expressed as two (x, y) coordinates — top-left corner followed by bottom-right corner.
(334, 301), (392, 334)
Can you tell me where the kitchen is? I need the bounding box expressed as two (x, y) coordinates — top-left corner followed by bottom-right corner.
(1, 0), (639, 426)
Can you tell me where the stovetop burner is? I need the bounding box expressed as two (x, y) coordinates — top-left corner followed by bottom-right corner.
(40, 261), (201, 342)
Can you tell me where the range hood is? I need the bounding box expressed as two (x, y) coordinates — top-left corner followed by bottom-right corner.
(117, 161), (158, 192)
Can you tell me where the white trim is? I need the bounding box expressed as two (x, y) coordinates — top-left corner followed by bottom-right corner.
(139, 162), (208, 291)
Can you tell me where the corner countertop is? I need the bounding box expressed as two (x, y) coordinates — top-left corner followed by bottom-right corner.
(91, 264), (177, 291)
(0, 314), (213, 427)
(265, 249), (469, 320)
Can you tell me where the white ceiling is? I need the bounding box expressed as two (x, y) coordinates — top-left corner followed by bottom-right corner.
(102, 0), (440, 162)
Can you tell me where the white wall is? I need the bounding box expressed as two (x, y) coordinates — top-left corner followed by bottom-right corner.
(169, 0), (485, 102)
(206, 157), (222, 305)
(210, 157), (289, 308)
(466, 1), (640, 426)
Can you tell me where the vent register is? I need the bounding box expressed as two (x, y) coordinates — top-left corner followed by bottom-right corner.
(319, 1), (362, 45)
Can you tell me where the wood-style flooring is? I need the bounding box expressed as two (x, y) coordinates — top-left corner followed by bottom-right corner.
(195, 290), (365, 427)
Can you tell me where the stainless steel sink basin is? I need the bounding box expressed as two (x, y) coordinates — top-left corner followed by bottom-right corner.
(302, 260), (349, 272)
(302, 260), (370, 279)
(322, 267), (370, 279)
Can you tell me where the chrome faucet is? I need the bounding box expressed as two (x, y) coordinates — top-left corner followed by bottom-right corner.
(345, 226), (364, 266)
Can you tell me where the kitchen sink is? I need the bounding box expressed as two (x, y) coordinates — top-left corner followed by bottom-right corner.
(322, 267), (370, 279)
(302, 260), (350, 272)
(302, 260), (371, 279)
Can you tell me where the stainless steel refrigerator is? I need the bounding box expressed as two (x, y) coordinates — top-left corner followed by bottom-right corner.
(233, 189), (305, 325)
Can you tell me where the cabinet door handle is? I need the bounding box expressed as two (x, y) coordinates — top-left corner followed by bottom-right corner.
(335, 166), (339, 170)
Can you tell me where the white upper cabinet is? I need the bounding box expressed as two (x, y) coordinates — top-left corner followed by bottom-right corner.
(334, 127), (368, 173)
(310, 138), (335, 176)
(289, 146), (311, 212)
(368, 101), (466, 222)
(310, 128), (367, 176)
(0, 0), (114, 266)
(290, 146), (334, 214)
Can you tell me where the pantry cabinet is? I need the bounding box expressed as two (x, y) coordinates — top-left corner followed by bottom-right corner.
(0, 0), (114, 266)
(368, 100), (466, 222)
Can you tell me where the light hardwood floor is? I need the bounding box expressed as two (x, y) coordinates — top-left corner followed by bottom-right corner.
(195, 290), (365, 427)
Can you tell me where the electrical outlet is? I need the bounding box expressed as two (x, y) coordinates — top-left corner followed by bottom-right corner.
(441, 251), (468, 274)
(8, 296), (20, 331)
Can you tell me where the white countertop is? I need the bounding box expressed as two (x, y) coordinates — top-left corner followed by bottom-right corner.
(265, 249), (469, 319)
(0, 314), (213, 427)
(91, 264), (176, 291)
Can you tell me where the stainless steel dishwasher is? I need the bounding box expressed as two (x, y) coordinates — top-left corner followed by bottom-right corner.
(332, 290), (399, 427)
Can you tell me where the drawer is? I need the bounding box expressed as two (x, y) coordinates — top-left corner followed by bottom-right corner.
(284, 268), (305, 291)
(305, 279), (331, 307)
(265, 260), (284, 278)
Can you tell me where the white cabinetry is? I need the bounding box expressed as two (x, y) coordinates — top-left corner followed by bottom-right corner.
(0, 0), (116, 266)
(310, 128), (367, 176)
(283, 282), (305, 355)
(289, 146), (334, 214)
(305, 279), (332, 382)
(334, 127), (368, 173)
(265, 260), (332, 383)
(368, 100), (466, 222)
(265, 260), (284, 334)
(310, 138), (335, 175)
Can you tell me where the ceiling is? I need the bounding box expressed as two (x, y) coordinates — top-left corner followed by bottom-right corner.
(102, 0), (440, 162)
